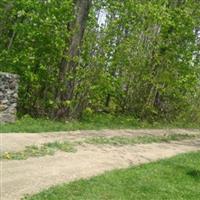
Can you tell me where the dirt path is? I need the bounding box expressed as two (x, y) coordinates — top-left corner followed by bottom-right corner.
(1, 129), (200, 200)
(1, 129), (199, 152)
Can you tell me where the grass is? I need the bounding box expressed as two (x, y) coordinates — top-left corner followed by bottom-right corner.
(0, 114), (141, 133)
(84, 134), (197, 146)
(0, 114), (199, 133)
(0, 141), (76, 160)
(24, 151), (200, 200)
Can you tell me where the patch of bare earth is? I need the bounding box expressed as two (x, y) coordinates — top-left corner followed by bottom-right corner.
(1, 129), (199, 152)
(1, 129), (200, 200)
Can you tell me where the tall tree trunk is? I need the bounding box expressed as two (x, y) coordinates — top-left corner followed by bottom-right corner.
(56, 0), (91, 118)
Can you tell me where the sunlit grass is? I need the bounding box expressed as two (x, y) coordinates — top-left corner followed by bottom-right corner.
(0, 114), (199, 133)
(24, 151), (200, 200)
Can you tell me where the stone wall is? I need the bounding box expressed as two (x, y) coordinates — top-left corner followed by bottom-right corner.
(0, 72), (19, 123)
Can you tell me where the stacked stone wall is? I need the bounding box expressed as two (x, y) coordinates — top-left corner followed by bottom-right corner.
(0, 72), (19, 123)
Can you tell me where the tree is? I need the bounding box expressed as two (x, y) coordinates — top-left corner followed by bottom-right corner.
(0, 0), (199, 123)
(56, 0), (91, 118)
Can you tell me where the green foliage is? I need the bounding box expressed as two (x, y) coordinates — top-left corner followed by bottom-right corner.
(96, 0), (200, 121)
(0, 0), (200, 123)
(0, 0), (74, 115)
(24, 151), (200, 200)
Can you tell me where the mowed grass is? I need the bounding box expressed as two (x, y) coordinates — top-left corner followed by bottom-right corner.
(0, 115), (141, 133)
(25, 151), (200, 200)
(1, 114), (200, 133)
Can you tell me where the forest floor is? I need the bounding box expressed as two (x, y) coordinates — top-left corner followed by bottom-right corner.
(1, 129), (200, 200)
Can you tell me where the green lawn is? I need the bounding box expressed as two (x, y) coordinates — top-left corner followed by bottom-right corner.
(25, 151), (200, 200)
(1, 114), (199, 133)
(0, 115), (141, 133)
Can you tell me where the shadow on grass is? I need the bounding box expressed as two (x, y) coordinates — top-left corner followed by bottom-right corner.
(167, 161), (200, 182)
(187, 170), (200, 181)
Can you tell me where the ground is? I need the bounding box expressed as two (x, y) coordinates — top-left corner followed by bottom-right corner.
(1, 129), (200, 200)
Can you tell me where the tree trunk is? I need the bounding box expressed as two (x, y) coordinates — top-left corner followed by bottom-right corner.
(56, 0), (91, 118)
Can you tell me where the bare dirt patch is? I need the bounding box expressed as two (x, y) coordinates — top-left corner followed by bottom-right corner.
(1, 129), (199, 152)
(1, 129), (200, 200)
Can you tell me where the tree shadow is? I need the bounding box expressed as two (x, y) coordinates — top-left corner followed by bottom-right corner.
(187, 170), (200, 181)
(165, 161), (200, 182)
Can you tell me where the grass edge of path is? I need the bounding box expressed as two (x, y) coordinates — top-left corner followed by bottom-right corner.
(24, 150), (200, 200)
(1, 115), (200, 133)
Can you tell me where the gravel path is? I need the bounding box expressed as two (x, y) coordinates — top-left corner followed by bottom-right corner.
(1, 129), (200, 200)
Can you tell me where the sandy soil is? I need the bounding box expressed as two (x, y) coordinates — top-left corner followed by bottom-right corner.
(1, 129), (199, 152)
(1, 129), (200, 200)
